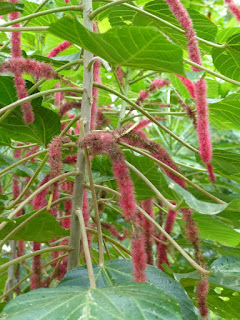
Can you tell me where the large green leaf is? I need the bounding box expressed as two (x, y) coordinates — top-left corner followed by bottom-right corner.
(210, 94), (240, 131)
(0, 153), (33, 177)
(2, 282), (182, 320)
(0, 105), (61, 146)
(0, 211), (68, 242)
(0, 76), (17, 106)
(59, 259), (197, 320)
(48, 17), (184, 74)
(167, 179), (228, 214)
(0, 2), (23, 15)
(212, 33), (240, 82)
(193, 213), (240, 247)
(212, 149), (240, 183)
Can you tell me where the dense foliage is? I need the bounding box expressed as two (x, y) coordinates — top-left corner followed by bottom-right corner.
(0, 0), (240, 319)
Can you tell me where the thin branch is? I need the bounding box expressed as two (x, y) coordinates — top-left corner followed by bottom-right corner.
(0, 172), (79, 230)
(89, 0), (135, 19)
(94, 82), (199, 154)
(80, 122), (104, 267)
(0, 246), (73, 272)
(0, 197), (71, 250)
(87, 183), (210, 275)
(125, 161), (176, 210)
(120, 142), (226, 204)
(0, 26), (48, 31)
(1, 6), (83, 28)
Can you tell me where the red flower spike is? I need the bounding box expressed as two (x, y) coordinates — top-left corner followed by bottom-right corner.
(58, 101), (81, 118)
(132, 233), (147, 282)
(196, 277), (209, 318)
(31, 242), (41, 290)
(176, 75), (195, 98)
(165, 0), (213, 175)
(207, 163), (216, 182)
(136, 90), (149, 105)
(225, 0), (240, 21)
(47, 41), (71, 58)
(101, 222), (128, 241)
(116, 66), (124, 86)
(149, 79), (170, 92)
(140, 198), (154, 265)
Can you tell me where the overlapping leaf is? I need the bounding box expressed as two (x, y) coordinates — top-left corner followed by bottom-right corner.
(49, 17), (184, 74)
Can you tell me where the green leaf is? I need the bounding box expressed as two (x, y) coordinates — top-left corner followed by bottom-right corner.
(210, 94), (240, 131)
(0, 105), (61, 146)
(2, 281), (182, 320)
(216, 28), (240, 43)
(210, 256), (240, 292)
(193, 213), (240, 247)
(59, 259), (197, 320)
(0, 76), (17, 107)
(167, 179), (228, 214)
(212, 149), (240, 183)
(21, 0), (57, 27)
(0, 211), (68, 242)
(0, 2), (23, 15)
(0, 154), (34, 177)
(212, 33), (240, 82)
(124, 151), (179, 201)
(49, 17), (184, 74)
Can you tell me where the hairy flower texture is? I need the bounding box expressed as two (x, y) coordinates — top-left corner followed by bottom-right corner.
(32, 175), (50, 210)
(47, 40), (71, 58)
(157, 207), (177, 269)
(140, 198), (154, 265)
(63, 154), (77, 164)
(48, 136), (67, 187)
(136, 90), (149, 105)
(96, 108), (110, 129)
(0, 58), (59, 79)
(101, 222), (128, 241)
(31, 242), (41, 289)
(132, 232), (147, 282)
(14, 74), (34, 124)
(25, 145), (39, 161)
(207, 163), (216, 182)
(176, 75), (195, 98)
(79, 132), (136, 222)
(9, 10), (21, 59)
(165, 0), (213, 174)
(196, 276), (209, 318)
(118, 128), (186, 188)
(149, 79), (170, 92)
(178, 99), (197, 129)
(116, 66), (124, 86)
(58, 101), (81, 118)
(54, 83), (64, 107)
(225, 0), (240, 21)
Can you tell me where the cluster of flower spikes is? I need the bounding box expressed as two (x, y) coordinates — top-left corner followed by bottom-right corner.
(79, 132), (147, 282)
(165, 0), (215, 184)
(136, 78), (170, 105)
(5, 1), (61, 124)
(116, 124), (209, 317)
(225, 0), (240, 21)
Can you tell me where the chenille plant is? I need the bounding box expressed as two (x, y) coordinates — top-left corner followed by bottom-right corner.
(0, 0), (240, 319)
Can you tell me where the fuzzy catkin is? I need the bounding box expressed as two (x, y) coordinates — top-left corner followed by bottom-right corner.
(225, 0), (240, 21)
(165, 0), (214, 180)
(47, 41), (71, 58)
(140, 199), (154, 265)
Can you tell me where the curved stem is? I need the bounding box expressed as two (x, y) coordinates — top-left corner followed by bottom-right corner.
(0, 26), (48, 32)
(0, 149), (47, 178)
(120, 142), (226, 204)
(0, 87), (83, 121)
(0, 197), (71, 250)
(0, 246), (73, 272)
(6, 154), (49, 209)
(94, 82), (199, 154)
(87, 183), (210, 275)
(1, 6), (83, 28)
(126, 161), (176, 210)
(183, 58), (240, 86)
(89, 0), (135, 19)
(0, 172), (79, 230)
(122, 3), (224, 49)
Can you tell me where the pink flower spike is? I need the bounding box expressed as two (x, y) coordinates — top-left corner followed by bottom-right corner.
(150, 79), (170, 92)
(225, 0), (240, 21)
(116, 66), (124, 86)
(196, 277), (209, 318)
(136, 90), (149, 105)
(176, 75), (195, 98)
(207, 163), (216, 182)
(47, 41), (72, 58)
(132, 233), (147, 282)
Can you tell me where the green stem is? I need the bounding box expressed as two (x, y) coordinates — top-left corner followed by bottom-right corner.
(94, 82), (199, 154)
(121, 112), (186, 124)
(0, 149), (46, 178)
(117, 68), (130, 127)
(28, 59), (83, 94)
(120, 142), (226, 204)
(89, 0), (135, 19)
(0, 172), (79, 230)
(0, 87), (83, 121)
(183, 58), (240, 86)
(0, 197), (71, 250)
(0, 27), (48, 32)
(0, 246), (73, 272)
(129, 71), (157, 84)
(122, 3), (225, 49)
(1, 6), (83, 28)
(88, 183), (210, 275)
